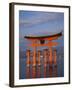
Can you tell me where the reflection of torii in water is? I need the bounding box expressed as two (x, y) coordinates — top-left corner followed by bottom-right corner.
(24, 32), (62, 66)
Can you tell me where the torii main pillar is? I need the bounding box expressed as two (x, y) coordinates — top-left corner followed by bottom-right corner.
(53, 49), (57, 65)
(26, 49), (30, 67)
(49, 47), (53, 65)
(32, 46), (36, 66)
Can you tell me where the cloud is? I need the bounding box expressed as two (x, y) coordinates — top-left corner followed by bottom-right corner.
(19, 12), (64, 27)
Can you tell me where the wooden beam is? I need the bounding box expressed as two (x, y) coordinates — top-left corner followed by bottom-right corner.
(28, 42), (58, 47)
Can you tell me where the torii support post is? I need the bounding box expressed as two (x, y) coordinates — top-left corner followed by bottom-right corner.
(38, 50), (41, 66)
(47, 49), (49, 64)
(32, 66), (36, 78)
(49, 47), (53, 65)
(32, 47), (36, 66)
(44, 49), (49, 64)
(26, 49), (30, 67)
(43, 49), (47, 67)
(49, 66), (53, 77)
(26, 67), (30, 78)
(53, 49), (57, 65)
(44, 65), (47, 77)
(37, 66), (41, 78)
(53, 65), (57, 77)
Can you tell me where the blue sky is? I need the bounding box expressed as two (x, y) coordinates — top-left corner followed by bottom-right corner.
(19, 10), (64, 51)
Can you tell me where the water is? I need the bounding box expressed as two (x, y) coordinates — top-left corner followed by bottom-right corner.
(19, 54), (64, 79)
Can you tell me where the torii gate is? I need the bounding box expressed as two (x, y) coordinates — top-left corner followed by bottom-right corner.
(24, 32), (62, 67)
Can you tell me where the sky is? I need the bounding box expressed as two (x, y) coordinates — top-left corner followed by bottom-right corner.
(19, 10), (64, 51)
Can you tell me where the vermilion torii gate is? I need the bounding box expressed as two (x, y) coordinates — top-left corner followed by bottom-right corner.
(24, 32), (62, 67)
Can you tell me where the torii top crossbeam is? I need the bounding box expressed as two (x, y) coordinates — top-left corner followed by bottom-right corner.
(24, 32), (62, 40)
(24, 32), (62, 45)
